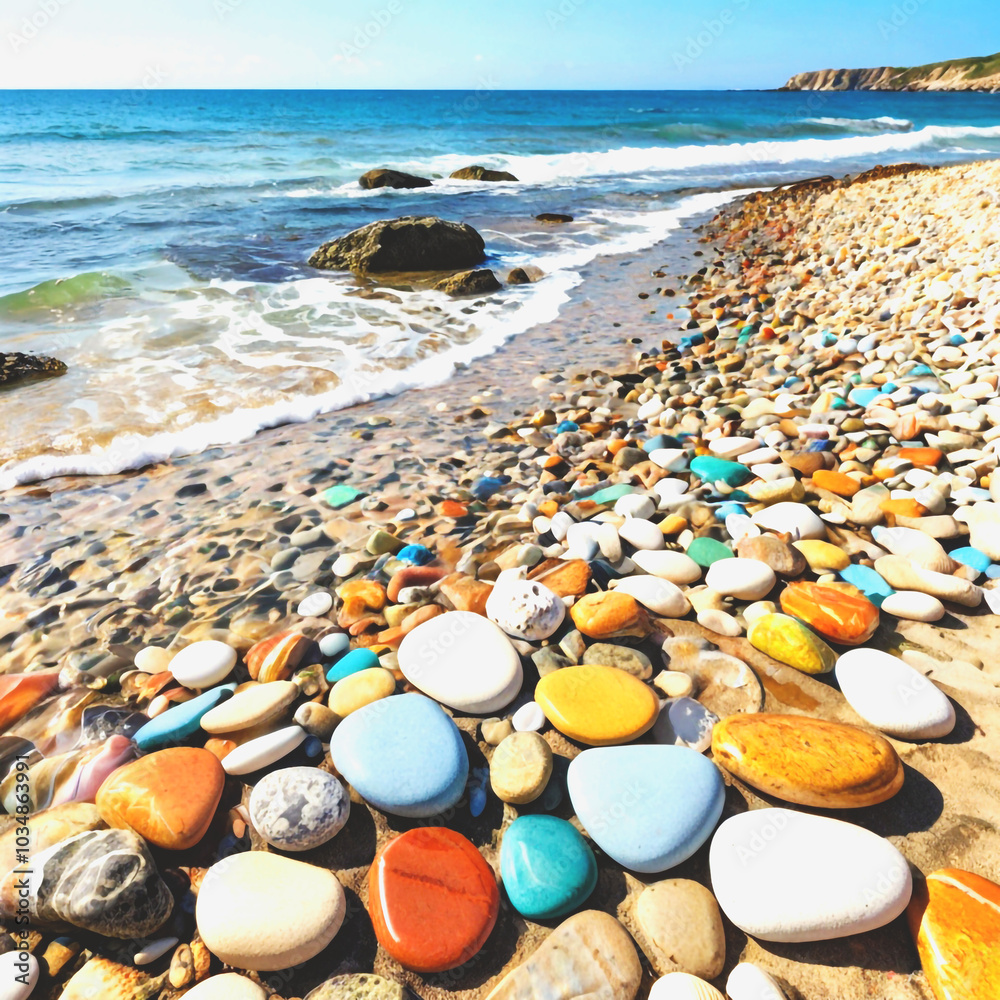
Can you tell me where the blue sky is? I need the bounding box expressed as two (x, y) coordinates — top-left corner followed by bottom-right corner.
(2, 0), (997, 89)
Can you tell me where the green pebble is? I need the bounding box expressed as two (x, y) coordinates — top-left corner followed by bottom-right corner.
(590, 483), (636, 505)
(366, 529), (403, 556)
(686, 536), (734, 567)
(322, 484), (366, 509)
(689, 455), (752, 488)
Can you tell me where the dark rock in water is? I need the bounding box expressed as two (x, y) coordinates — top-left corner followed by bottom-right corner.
(309, 216), (485, 273)
(450, 164), (519, 182)
(433, 269), (502, 296)
(536, 213), (574, 223)
(1, 352), (66, 387)
(507, 268), (532, 285)
(359, 168), (433, 190)
(0, 829), (173, 938)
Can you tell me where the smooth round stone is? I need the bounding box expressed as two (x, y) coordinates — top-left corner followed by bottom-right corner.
(133, 936), (178, 965)
(397, 611), (522, 714)
(134, 683), (236, 750)
(724, 513), (758, 542)
(197, 851), (346, 970)
(581, 643), (653, 679)
(709, 436), (758, 459)
(835, 648), (955, 739)
(613, 575), (690, 617)
(726, 963), (788, 1000)
(295, 702), (338, 741)
(326, 648), (380, 683)
(304, 974), (416, 1000)
(184, 975), (267, 1000)
(500, 815), (597, 919)
(631, 549), (702, 584)
(908, 868), (1000, 1000)
(221, 724), (307, 776)
(880, 590), (945, 622)
(751, 502), (827, 540)
(839, 563), (895, 607)
(793, 539), (849, 572)
(615, 494), (655, 520)
(0, 950), (38, 1000)
(654, 671), (694, 698)
(696, 609), (741, 636)
(249, 766), (349, 851)
(567, 745), (725, 873)
(686, 537), (733, 568)
(329, 668), (396, 717)
(618, 518), (665, 551)
(330, 693), (468, 817)
(712, 714), (903, 808)
(705, 558), (775, 601)
(134, 645), (171, 672)
(369, 827), (498, 972)
(482, 717), (514, 745)
(652, 698), (719, 753)
(298, 591), (333, 617)
(512, 701), (546, 732)
(486, 910), (641, 1000)
(747, 612), (836, 674)
(486, 574), (565, 641)
(96, 747), (225, 851)
(634, 879), (725, 979)
(690, 455), (752, 487)
(490, 731), (552, 804)
(319, 632), (351, 660)
(710, 808), (912, 942)
(779, 581), (879, 645)
(570, 591), (648, 639)
(535, 665), (660, 746)
(648, 973), (724, 1000)
(200, 680), (297, 734)
(169, 640), (237, 689)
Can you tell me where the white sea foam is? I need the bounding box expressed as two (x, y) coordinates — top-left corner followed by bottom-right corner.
(804, 115), (915, 132)
(0, 189), (740, 490)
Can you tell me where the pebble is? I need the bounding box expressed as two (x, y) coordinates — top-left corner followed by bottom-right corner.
(780, 581), (879, 645)
(712, 713), (903, 808)
(199, 680), (297, 734)
(369, 827), (498, 973)
(696, 609), (741, 636)
(485, 910), (641, 1000)
(326, 647), (380, 683)
(839, 563), (895, 606)
(331, 693), (468, 817)
(481, 717), (514, 745)
(685, 537), (733, 568)
(183, 975), (267, 1000)
(196, 851), (346, 970)
(221, 724), (308, 776)
(648, 973), (724, 1000)
(398, 610), (522, 713)
(133, 683), (236, 750)
(618, 517), (666, 550)
(705, 558), (775, 600)
(168, 640), (237, 689)
(710, 808), (911, 941)
(690, 455), (751, 487)
(0, 951), (38, 1000)
(613, 575), (690, 617)
(570, 591), (648, 638)
(654, 671), (694, 698)
(567, 745), (724, 872)
(304, 974), (416, 1000)
(298, 591), (333, 617)
(96, 747), (225, 851)
(511, 700), (546, 731)
(835, 648), (956, 738)
(751, 501), (827, 539)
(485, 572), (565, 640)
(245, 630), (313, 683)
(294, 701), (338, 740)
(747, 612), (835, 674)
(737, 534), (806, 577)
(615, 494), (655, 519)
(875, 555), (983, 606)
(652, 698), (719, 752)
(725, 964), (788, 1000)
(319, 632), (351, 660)
(490, 731), (553, 804)
(133, 937), (178, 965)
(634, 879), (725, 979)
(908, 868), (1000, 1000)
(631, 550), (702, 584)
(536, 664), (660, 745)
(500, 815), (597, 919)
(249, 766), (350, 851)
(793, 539), (849, 572)
(329, 668), (396, 717)
(581, 642), (653, 679)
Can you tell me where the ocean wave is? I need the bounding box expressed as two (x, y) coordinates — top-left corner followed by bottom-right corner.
(0, 271), (132, 316)
(804, 115), (914, 133)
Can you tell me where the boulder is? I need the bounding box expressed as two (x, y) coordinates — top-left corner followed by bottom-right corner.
(434, 269), (502, 296)
(359, 169), (432, 190)
(536, 213), (574, 223)
(451, 165), (519, 182)
(508, 268), (531, 284)
(1, 352), (66, 387)
(309, 216), (486, 273)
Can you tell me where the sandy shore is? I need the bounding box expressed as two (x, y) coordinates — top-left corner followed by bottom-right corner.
(2, 162), (1000, 1000)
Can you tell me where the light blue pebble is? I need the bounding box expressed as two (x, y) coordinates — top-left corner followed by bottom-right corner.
(501, 815), (597, 919)
(567, 745), (725, 873)
(987, 564), (1000, 580)
(690, 455), (752, 488)
(396, 544), (434, 566)
(555, 420), (579, 433)
(848, 387), (880, 408)
(949, 546), (991, 575)
(839, 563), (895, 607)
(715, 501), (747, 519)
(326, 647), (380, 683)
(135, 684), (236, 751)
(330, 693), (468, 818)
(589, 482), (635, 505)
(319, 632), (350, 660)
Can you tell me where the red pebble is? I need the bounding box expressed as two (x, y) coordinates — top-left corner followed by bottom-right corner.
(386, 565), (446, 603)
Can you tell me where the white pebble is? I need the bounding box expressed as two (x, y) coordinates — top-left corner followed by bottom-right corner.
(512, 701), (546, 732)
(168, 640), (237, 690)
(726, 963), (788, 999)
(134, 937), (179, 965)
(297, 592), (333, 617)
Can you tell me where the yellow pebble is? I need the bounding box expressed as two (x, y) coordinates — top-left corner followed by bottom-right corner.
(793, 540), (851, 573)
(329, 668), (396, 717)
(747, 613), (836, 675)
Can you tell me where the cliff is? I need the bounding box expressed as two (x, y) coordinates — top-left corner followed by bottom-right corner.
(782, 52), (1000, 92)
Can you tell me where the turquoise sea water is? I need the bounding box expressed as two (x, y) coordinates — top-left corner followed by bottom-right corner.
(1, 89), (999, 486)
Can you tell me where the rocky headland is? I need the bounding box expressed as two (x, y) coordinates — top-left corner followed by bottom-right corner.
(782, 50), (1000, 91)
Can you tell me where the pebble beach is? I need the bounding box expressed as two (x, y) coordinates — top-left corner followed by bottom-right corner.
(2, 157), (1000, 1000)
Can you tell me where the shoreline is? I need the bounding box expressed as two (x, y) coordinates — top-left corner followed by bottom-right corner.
(2, 160), (1000, 999)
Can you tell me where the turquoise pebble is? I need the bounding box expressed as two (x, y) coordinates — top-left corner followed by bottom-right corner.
(326, 647), (379, 682)
(689, 456), (751, 488)
(322, 484), (366, 509)
(555, 420), (579, 432)
(715, 501), (747, 519)
(135, 684), (236, 750)
(500, 815), (597, 919)
(839, 564), (895, 608)
(848, 387), (880, 408)
(319, 632), (350, 660)
(589, 483), (635, 505)
(686, 536), (734, 568)
(396, 544), (434, 565)
(949, 546), (991, 575)
(330, 693), (468, 817)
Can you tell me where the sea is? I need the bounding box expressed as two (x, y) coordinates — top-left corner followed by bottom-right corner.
(2, 89), (999, 490)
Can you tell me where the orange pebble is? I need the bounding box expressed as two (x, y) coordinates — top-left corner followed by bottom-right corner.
(537, 500), (559, 517)
(880, 498), (928, 518)
(897, 447), (943, 468)
(607, 439), (633, 456)
(204, 738), (237, 762)
(338, 579), (387, 610)
(440, 500), (468, 518)
(375, 626), (406, 648)
(811, 470), (861, 498)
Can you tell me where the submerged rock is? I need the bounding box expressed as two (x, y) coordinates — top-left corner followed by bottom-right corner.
(359, 168), (432, 190)
(0, 352), (66, 387)
(434, 268), (502, 296)
(309, 216), (486, 273)
(536, 213), (574, 223)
